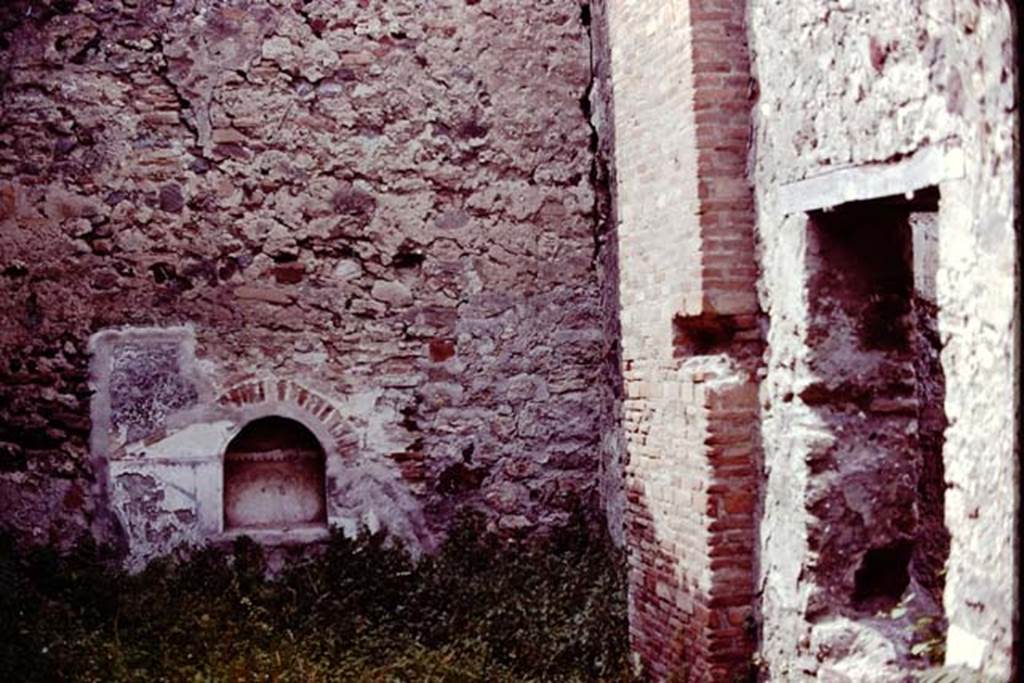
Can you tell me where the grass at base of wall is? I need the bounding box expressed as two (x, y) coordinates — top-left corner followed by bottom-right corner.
(0, 514), (634, 682)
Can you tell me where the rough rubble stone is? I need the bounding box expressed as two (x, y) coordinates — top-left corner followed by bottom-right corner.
(0, 0), (604, 554)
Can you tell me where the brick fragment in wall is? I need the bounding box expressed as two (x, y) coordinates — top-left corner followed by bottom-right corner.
(0, 0), (606, 551)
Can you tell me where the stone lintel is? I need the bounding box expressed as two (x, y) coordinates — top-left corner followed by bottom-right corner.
(777, 145), (965, 215)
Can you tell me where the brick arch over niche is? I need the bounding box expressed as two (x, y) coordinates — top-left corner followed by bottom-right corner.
(214, 377), (433, 555)
(217, 378), (358, 464)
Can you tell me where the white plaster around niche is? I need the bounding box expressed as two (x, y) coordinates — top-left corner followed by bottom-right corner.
(88, 326), (433, 570)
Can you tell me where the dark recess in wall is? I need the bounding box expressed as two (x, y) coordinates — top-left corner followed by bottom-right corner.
(223, 416), (327, 531)
(805, 188), (949, 625)
(853, 541), (913, 612)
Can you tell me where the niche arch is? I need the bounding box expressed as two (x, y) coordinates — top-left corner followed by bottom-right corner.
(217, 378), (359, 463)
(215, 378), (359, 539)
(215, 377), (433, 554)
(222, 416), (327, 531)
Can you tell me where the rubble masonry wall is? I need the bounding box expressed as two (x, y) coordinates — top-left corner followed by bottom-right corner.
(749, 0), (1017, 678)
(0, 0), (607, 556)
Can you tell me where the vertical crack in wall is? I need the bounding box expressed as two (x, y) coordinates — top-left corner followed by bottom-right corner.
(580, 2), (614, 270)
(582, 0), (627, 550)
(154, 35), (200, 149)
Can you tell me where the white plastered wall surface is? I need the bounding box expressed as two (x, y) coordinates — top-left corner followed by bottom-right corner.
(88, 326), (432, 571)
(748, 0), (1016, 679)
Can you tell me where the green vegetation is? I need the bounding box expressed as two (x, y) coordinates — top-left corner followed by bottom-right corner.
(0, 515), (633, 682)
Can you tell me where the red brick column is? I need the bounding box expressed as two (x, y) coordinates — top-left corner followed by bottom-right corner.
(599, 0), (762, 678)
(622, 0), (762, 679)
(703, 379), (760, 678)
(688, 1), (761, 678)
(691, 0), (758, 318)
(625, 369), (761, 681)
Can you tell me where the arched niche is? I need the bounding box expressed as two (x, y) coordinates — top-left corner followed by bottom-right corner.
(223, 416), (327, 532)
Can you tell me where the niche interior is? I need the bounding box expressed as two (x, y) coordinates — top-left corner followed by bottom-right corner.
(223, 416), (327, 532)
(804, 187), (948, 615)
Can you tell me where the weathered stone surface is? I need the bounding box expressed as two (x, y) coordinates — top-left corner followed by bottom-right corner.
(234, 285), (295, 305)
(0, 1), (1016, 680)
(109, 342), (198, 443)
(369, 280), (412, 308)
(0, 0), (604, 555)
(749, 0), (1017, 679)
(591, 0), (1015, 680)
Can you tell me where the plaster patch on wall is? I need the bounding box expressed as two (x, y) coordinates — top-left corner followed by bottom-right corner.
(108, 461), (219, 569)
(89, 326), (208, 457)
(125, 421), (235, 460)
(944, 623), (988, 670)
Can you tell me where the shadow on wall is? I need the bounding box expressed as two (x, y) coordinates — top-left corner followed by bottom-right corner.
(625, 390), (764, 682)
(624, 315), (765, 682)
(626, 483), (689, 679)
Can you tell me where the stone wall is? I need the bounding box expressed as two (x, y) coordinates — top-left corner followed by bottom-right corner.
(595, 0), (1016, 679)
(1, 0), (1017, 679)
(749, 0), (1017, 679)
(0, 0), (606, 556)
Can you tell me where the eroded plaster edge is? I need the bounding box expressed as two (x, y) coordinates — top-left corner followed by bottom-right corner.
(87, 325), (199, 455)
(86, 325), (199, 544)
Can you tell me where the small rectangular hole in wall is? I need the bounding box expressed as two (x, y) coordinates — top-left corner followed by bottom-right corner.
(853, 540), (914, 612)
(802, 186), (949, 621)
